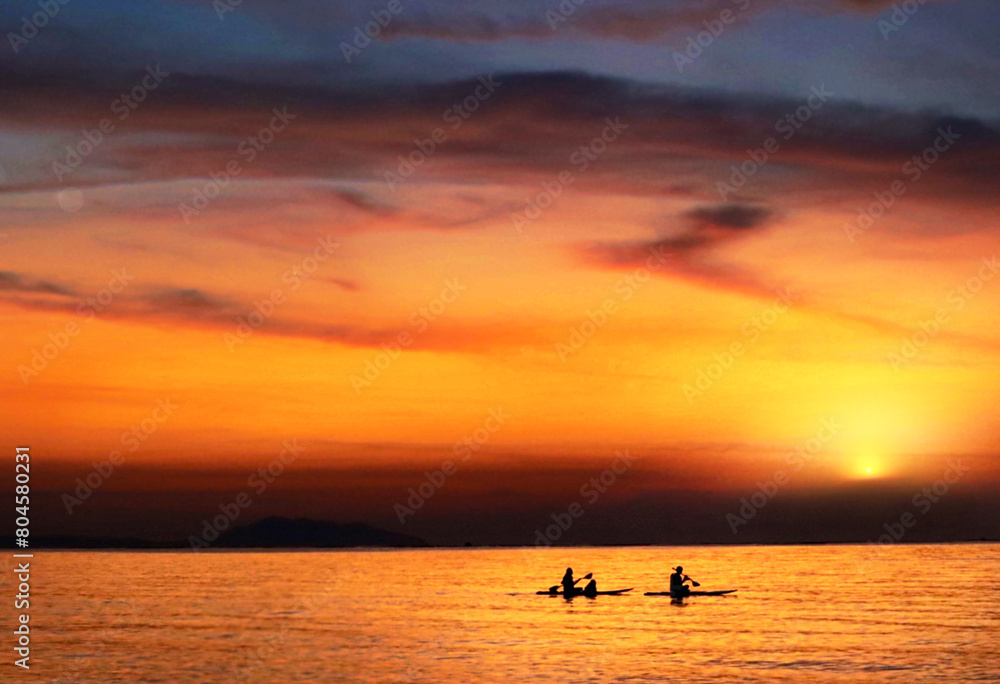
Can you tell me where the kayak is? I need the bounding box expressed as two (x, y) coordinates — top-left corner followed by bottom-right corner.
(644, 590), (738, 597)
(644, 589), (738, 597)
(537, 588), (634, 596)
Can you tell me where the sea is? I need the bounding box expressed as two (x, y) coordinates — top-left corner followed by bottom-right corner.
(7, 543), (998, 682)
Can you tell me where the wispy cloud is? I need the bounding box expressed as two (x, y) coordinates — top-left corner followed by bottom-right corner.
(0, 271), (74, 296)
(3, 71), (996, 214)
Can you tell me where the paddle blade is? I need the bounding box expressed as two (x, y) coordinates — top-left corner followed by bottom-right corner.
(691, 580), (701, 587)
(584, 573), (593, 579)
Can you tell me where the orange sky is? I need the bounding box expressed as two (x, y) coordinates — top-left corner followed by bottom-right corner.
(2, 1), (1000, 544)
(4, 174), (999, 489)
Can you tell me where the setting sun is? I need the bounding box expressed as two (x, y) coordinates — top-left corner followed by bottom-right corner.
(847, 445), (889, 479)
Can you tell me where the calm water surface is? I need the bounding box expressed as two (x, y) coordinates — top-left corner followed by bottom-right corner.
(7, 544), (999, 682)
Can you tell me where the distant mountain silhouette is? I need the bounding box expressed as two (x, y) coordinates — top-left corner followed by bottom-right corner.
(212, 516), (429, 548)
(8, 517), (429, 549)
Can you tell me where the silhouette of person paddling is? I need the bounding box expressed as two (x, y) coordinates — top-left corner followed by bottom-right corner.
(670, 566), (697, 597)
(560, 567), (593, 598)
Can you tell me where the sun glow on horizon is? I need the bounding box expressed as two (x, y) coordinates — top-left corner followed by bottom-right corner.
(854, 462), (879, 478)
(848, 443), (891, 479)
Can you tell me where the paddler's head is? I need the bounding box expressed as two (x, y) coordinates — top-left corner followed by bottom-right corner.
(676, 566), (683, 573)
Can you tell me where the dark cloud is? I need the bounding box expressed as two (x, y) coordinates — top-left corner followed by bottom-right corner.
(687, 203), (773, 231)
(372, 0), (956, 43)
(2, 69), (997, 211)
(574, 201), (1000, 353)
(324, 278), (362, 292)
(0, 271), (74, 296)
(334, 188), (394, 215)
(578, 202), (773, 263)
(1, 278), (535, 354)
(572, 202), (780, 303)
(142, 288), (224, 316)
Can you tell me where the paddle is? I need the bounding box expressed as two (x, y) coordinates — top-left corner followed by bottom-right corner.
(672, 567), (701, 588)
(549, 572), (593, 593)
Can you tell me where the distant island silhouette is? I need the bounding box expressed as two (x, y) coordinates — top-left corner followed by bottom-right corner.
(210, 516), (429, 549)
(7, 517), (430, 550)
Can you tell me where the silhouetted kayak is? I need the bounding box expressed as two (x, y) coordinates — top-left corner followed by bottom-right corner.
(536, 588), (634, 596)
(644, 589), (738, 597)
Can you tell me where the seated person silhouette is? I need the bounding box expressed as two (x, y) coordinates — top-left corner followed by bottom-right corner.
(670, 566), (692, 596)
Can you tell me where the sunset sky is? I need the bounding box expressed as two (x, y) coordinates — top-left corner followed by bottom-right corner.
(2, 0), (998, 544)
